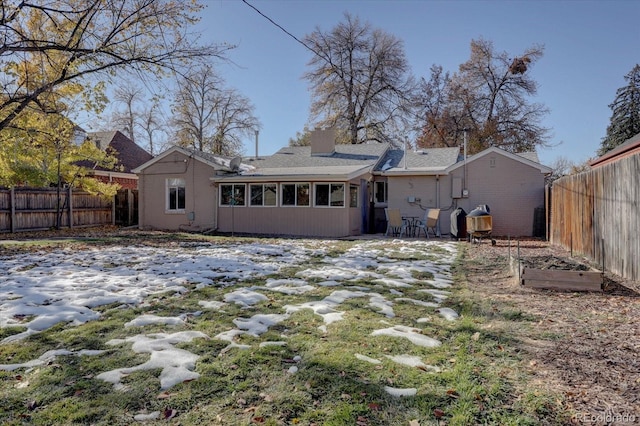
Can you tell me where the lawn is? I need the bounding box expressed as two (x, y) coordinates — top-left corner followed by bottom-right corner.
(0, 231), (570, 425)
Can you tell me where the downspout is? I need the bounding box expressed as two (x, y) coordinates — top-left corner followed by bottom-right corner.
(436, 174), (441, 237)
(463, 130), (468, 193)
(403, 137), (408, 170)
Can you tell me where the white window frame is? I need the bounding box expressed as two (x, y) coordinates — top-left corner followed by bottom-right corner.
(374, 181), (388, 204)
(220, 183), (246, 207)
(281, 183), (310, 207)
(314, 183), (345, 208)
(250, 183), (277, 207)
(166, 178), (185, 214)
(349, 184), (359, 208)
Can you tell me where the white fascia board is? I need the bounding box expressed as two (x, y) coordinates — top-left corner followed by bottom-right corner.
(210, 165), (372, 183)
(88, 170), (138, 180)
(445, 146), (552, 174)
(132, 146), (231, 174)
(377, 167), (449, 176)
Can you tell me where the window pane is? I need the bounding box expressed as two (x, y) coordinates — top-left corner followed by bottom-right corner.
(177, 187), (186, 209)
(350, 185), (358, 208)
(250, 185), (263, 206)
(234, 185), (245, 205)
(282, 184), (295, 205)
(264, 184), (277, 206)
(297, 184), (309, 206)
(375, 181), (387, 203)
(330, 184), (344, 206)
(221, 185), (232, 205)
(315, 184), (329, 206)
(169, 187), (177, 210)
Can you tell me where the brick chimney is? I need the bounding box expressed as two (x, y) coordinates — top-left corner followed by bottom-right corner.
(310, 128), (336, 157)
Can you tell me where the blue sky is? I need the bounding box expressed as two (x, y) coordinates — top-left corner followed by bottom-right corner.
(199, 0), (640, 166)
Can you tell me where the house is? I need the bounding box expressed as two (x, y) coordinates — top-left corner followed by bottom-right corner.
(132, 145), (253, 232)
(83, 131), (153, 190)
(134, 129), (551, 238)
(133, 129), (386, 235)
(589, 132), (640, 168)
(374, 147), (552, 237)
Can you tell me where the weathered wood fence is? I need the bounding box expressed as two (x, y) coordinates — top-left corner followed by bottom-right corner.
(0, 187), (138, 233)
(549, 152), (640, 281)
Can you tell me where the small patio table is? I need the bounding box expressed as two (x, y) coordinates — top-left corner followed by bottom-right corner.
(402, 216), (420, 237)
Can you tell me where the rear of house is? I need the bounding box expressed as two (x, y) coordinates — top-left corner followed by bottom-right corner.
(376, 147), (551, 238)
(134, 129), (550, 238)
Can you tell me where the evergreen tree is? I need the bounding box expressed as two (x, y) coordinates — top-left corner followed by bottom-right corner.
(599, 64), (640, 155)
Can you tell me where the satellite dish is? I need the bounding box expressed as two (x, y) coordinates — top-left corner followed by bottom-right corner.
(229, 156), (242, 172)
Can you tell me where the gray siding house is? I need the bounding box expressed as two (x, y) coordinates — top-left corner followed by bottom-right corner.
(134, 130), (551, 238)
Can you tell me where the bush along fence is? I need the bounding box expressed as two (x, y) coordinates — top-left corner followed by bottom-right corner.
(549, 152), (640, 282)
(0, 187), (138, 233)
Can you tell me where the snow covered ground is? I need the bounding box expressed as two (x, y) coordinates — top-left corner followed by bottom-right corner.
(0, 238), (458, 399)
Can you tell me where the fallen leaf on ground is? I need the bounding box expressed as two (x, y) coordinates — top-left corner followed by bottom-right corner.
(163, 409), (177, 420)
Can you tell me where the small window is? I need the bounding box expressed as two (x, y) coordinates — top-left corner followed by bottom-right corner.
(166, 178), (185, 212)
(315, 183), (345, 207)
(250, 183), (277, 206)
(374, 181), (387, 203)
(220, 184), (246, 206)
(349, 185), (358, 208)
(282, 183), (309, 206)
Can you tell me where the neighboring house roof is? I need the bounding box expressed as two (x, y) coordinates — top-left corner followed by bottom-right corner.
(589, 132), (640, 168)
(87, 131), (153, 173)
(375, 147), (460, 175)
(132, 145), (253, 174)
(446, 146), (551, 174)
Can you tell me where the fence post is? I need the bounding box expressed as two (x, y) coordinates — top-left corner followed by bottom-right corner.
(10, 187), (16, 233)
(112, 192), (116, 225)
(127, 189), (133, 226)
(68, 186), (73, 229)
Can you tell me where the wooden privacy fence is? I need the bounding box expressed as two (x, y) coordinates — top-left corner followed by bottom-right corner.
(550, 152), (640, 282)
(0, 187), (139, 233)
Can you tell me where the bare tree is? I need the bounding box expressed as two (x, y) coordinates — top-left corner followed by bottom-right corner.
(417, 38), (550, 154)
(171, 64), (260, 156)
(0, 0), (230, 132)
(303, 13), (416, 145)
(110, 83), (143, 142)
(139, 102), (167, 156)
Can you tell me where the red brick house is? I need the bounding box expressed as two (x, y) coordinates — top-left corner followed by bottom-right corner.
(85, 131), (153, 190)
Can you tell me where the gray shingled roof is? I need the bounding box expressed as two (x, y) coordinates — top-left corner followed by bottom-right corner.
(376, 147), (461, 172)
(243, 143), (389, 171)
(512, 151), (540, 164)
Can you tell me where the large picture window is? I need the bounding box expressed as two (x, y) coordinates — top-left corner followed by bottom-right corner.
(315, 183), (345, 207)
(166, 178), (185, 212)
(282, 183), (310, 206)
(220, 184), (246, 206)
(250, 184), (277, 206)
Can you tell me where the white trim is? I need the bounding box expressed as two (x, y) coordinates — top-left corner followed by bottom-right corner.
(165, 177), (186, 213)
(89, 170), (139, 180)
(133, 146), (232, 173)
(249, 183), (278, 207)
(280, 182), (311, 207)
(219, 183), (247, 207)
(313, 182), (346, 208)
(446, 147), (552, 174)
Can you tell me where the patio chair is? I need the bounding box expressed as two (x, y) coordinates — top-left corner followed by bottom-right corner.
(415, 208), (440, 238)
(384, 208), (409, 237)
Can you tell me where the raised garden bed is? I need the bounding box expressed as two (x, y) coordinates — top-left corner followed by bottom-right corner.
(509, 254), (604, 292)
